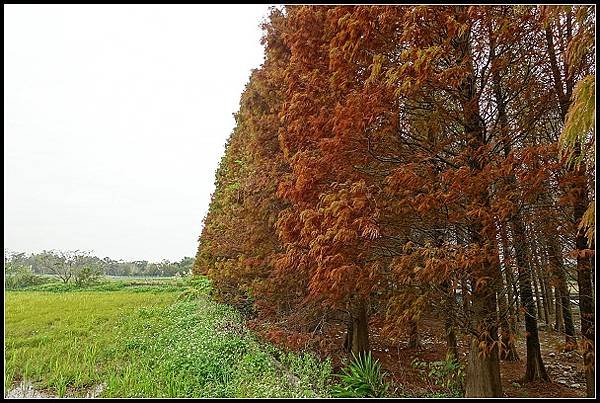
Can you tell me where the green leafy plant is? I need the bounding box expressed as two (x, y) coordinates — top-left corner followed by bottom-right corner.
(73, 266), (103, 287)
(331, 352), (389, 398)
(411, 356), (464, 396)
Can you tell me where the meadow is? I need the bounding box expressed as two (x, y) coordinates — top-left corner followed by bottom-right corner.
(4, 277), (334, 398)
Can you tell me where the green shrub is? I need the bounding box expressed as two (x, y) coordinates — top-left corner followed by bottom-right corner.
(5, 267), (54, 289)
(410, 356), (464, 396)
(73, 266), (103, 287)
(331, 352), (389, 398)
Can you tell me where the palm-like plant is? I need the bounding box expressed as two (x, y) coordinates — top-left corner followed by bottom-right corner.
(331, 352), (389, 398)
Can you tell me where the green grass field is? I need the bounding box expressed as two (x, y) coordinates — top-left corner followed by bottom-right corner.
(4, 278), (333, 398)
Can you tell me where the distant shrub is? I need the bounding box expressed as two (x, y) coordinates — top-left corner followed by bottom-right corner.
(73, 266), (104, 287)
(16, 278), (185, 293)
(331, 352), (389, 397)
(5, 266), (54, 289)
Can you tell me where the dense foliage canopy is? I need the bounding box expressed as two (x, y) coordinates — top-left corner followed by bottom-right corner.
(194, 5), (595, 397)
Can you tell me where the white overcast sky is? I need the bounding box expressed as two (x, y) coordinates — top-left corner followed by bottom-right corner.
(4, 4), (273, 262)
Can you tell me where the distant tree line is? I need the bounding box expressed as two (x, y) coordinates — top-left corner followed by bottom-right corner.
(4, 250), (194, 282)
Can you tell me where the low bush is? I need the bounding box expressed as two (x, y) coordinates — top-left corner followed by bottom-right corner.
(72, 266), (103, 287)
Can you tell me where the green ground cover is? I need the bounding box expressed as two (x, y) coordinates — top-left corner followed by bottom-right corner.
(4, 277), (333, 398)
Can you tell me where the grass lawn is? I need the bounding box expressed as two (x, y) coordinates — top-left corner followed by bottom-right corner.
(4, 278), (333, 398)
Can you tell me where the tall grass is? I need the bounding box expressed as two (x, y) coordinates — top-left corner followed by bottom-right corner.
(4, 277), (333, 398)
(4, 291), (178, 396)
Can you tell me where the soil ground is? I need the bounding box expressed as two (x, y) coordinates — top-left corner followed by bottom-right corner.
(252, 309), (587, 398)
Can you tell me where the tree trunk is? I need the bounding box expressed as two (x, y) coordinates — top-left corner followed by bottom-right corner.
(511, 218), (550, 382)
(530, 244), (551, 326)
(344, 320), (353, 352)
(497, 232), (520, 361)
(531, 264), (544, 324)
(348, 300), (369, 357)
(544, 275), (554, 320)
(498, 288), (520, 361)
(458, 18), (502, 396)
(536, 239), (555, 321)
(574, 185), (595, 397)
(464, 271), (502, 397)
(506, 262), (520, 324)
(498, 207), (520, 326)
(408, 318), (421, 349)
(444, 283), (459, 361)
(546, 16), (594, 395)
(464, 215), (503, 397)
(461, 278), (471, 324)
(541, 278), (551, 326)
(445, 316), (458, 362)
(545, 230), (577, 350)
(554, 286), (565, 333)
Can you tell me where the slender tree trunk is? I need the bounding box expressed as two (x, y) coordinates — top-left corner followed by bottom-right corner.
(457, 227), (471, 328)
(545, 228), (577, 349)
(505, 260), (520, 324)
(512, 268), (521, 324)
(443, 282), (459, 361)
(504, 264), (516, 319)
(461, 278), (471, 322)
(543, 275), (554, 320)
(511, 218), (550, 382)
(554, 286), (565, 333)
(498, 299), (520, 361)
(540, 275), (551, 326)
(536, 239), (555, 320)
(531, 262), (544, 323)
(529, 236), (551, 325)
(497, 229), (520, 361)
(498, 285), (520, 361)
